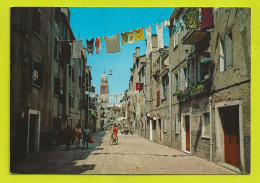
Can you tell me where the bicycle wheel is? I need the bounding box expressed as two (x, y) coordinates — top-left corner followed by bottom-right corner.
(109, 135), (113, 145)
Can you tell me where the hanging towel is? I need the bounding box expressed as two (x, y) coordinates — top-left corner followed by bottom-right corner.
(98, 37), (102, 50)
(95, 38), (99, 54)
(183, 9), (199, 29)
(121, 32), (128, 45)
(145, 25), (152, 57)
(156, 23), (164, 50)
(173, 18), (184, 33)
(164, 20), (170, 28)
(104, 34), (121, 53)
(72, 40), (82, 58)
(86, 38), (94, 55)
(134, 28), (144, 41)
(201, 8), (214, 31)
(128, 30), (135, 44)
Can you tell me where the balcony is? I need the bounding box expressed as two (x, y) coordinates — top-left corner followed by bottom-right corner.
(182, 29), (210, 45)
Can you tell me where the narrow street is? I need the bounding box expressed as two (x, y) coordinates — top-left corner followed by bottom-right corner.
(13, 131), (236, 174)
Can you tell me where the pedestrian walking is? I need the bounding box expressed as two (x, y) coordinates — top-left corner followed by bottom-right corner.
(82, 124), (91, 149)
(74, 124), (82, 148)
(63, 124), (73, 151)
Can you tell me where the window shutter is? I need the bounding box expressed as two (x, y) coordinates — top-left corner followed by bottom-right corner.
(173, 74), (176, 94)
(160, 82), (164, 100)
(225, 34), (233, 69)
(185, 65), (188, 88)
(219, 40), (225, 72)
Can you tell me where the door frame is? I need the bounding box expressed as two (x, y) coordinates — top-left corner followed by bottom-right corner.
(150, 119), (153, 141)
(27, 109), (41, 156)
(215, 100), (244, 173)
(181, 114), (191, 154)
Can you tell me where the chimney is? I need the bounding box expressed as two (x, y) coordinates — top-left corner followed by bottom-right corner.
(151, 34), (158, 51)
(136, 47), (140, 57)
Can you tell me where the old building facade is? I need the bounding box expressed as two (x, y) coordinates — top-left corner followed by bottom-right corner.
(128, 7), (251, 174)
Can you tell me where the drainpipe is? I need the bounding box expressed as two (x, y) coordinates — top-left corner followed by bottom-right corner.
(209, 96), (213, 161)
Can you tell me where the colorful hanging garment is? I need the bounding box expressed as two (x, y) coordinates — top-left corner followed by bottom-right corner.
(136, 83), (144, 92)
(95, 38), (99, 54)
(128, 30), (135, 44)
(145, 25), (152, 57)
(201, 8), (214, 31)
(86, 38), (94, 55)
(134, 28), (144, 41)
(98, 37), (102, 50)
(72, 40), (82, 58)
(156, 22), (164, 50)
(173, 18), (184, 33)
(121, 32), (129, 45)
(104, 34), (121, 53)
(183, 9), (199, 29)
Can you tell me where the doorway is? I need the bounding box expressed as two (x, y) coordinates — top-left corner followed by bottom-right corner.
(27, 110), (40, 156)
(185, 115), (190, 152)
(150, 120), (153, 141)
(219, 105), (239, 168)
(158, 118), (162, 142)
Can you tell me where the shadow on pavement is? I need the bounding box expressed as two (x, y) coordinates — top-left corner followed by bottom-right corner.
(11, 131), (106, 174)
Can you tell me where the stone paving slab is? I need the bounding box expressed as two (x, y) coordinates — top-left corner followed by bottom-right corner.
(12, 131), (237, 174)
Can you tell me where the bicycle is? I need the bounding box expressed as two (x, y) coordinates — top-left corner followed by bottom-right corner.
(110, 134), (118, 145)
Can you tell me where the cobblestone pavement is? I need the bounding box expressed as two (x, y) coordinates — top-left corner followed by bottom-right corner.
(13, 131), (237, 174)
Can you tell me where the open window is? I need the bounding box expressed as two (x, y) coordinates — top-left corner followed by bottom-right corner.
(32, 59), (43, 88)
(220, 32), (233, 72)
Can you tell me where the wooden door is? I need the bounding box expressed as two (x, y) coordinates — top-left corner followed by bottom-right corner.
(185, 116), (190, 152)
(220, 106), (239, 168)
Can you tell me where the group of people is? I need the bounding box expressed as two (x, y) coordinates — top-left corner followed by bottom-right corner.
(63, 124), (92, 151)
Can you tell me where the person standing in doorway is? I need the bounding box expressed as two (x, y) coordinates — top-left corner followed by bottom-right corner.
(74, 124), (82, 148)
(82, 125), (91, 149)
(64, 124), (73, 151)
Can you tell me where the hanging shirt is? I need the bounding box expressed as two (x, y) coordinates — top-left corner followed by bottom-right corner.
(128, 30), (135, 44)
(86, 38), (94, 55)
(98, 37), (102, 50)
(183, 9), (199, 29)
(145, 25), (152, 58)
(72, 40), (82, 58)
(164, 20), (170, 28)
(134, 28), (144, 41)
(104, 34), (121, 53)
(201, 8), (214, 31)
(156, 22), (164, 50)
(121, 32), (128, 45)
(95, 38), (99, 54)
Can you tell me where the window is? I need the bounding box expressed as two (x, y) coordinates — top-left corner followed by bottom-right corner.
(156, 91), (160, 105)
(54, 37), (60, 60)
(220, 32), (233, 72)
(69, 93), (74, 107)
(161, 75), (168, 100)
(32, 59), (43, 87)
(163, 118), (167, 133)
(173, 73), (179, 94)
(32, 8), (41, 34)
(179, 67), (188, 91)
(54, 77), (60, 97)
(174, 115), (180, 134)
(69, 65), (74, 82)
(202, 113), (210, 138)
(174, 32), (179, 48)
(152, 120), (156, 130)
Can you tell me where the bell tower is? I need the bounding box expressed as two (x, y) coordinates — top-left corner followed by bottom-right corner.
(100, 72), (109, 103)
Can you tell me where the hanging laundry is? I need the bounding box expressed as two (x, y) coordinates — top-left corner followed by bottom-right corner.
(128, 30), (135, 44)
(201, 8), (214, 31)
(86, 38), (94, 55)
(156, 22), (164, 50)
(72, 40), (82, 58)
(121, 32), (129, 45)
(173, 18), (184, 33)
(95, 38), (99, 54)
(145, 25), (152, 57)
(134, 28), (144, 41)
(164, 20), (170, 28)
(104, 34), (121, 53)
(98, 37), (102, 50)
(183, 9), (199, 29)
(136, 83), (144, 92)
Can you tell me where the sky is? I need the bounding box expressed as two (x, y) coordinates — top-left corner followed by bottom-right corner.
(69, 7), (174, 98)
